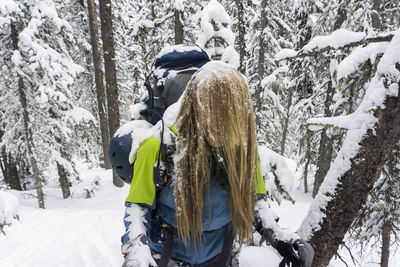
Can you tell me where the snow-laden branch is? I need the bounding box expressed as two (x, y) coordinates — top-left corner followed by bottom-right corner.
(258, 146), (295, 203)
(298, 29), (400, 240)
(275, 29), (394, 63)
(0, 0), (20, 15)
(337, 42), (388, 80)
(306, 114), (357, 131)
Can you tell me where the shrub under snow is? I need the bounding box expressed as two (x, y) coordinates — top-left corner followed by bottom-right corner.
(0, 191), (18, 233)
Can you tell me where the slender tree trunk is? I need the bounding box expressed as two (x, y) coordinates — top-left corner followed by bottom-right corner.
(380, 210), (390, 267)
(174, 9), (184, 44)
(0, 130), (22, 191)
(87, 0), (111, 169)
(0, 143), (11, 187)
(235, 0), (246, 73)
(57, 162), (71, 199)
(98, 0), (123, 187)
(303, 129), (312, 193)
(332, 1), (347, 30)
(78, 0), (85, 8)
(309, 87), (400, 266)
(371, 0), (382, 31)
(0, 150), (22, 191)
(313, 80), (335, 197)
(281, 86), (294, 156)
(11, 22), (45, 208)
(17, 78), (45, 208)
(98, 0), (120, 138)
(254, 0), (267, 126)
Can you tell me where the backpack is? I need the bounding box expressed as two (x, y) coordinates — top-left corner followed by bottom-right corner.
(109, 44), (210, 184)
(140, 44), (210, 125)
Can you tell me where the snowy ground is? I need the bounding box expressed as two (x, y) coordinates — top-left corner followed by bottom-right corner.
(0, 164), (399, 267)
(0, 168), (127, 267)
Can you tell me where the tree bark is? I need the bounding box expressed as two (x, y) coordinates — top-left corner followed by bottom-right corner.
(174, 9), (184, 44)
(86, 0), (111, 169)
(57, 162), (71, 199)
(235, 0), (246, 73)
(280, 86), (294, 156)
(309, 88), (400, 266)
(278, 35), (393, 63)
(98, 0), (120, 138)
(11, 22), (45, 208)
(313, 80), (335, 198)
(17, 77), (45, 208)
(98, 0), (123, 187)
(0, 130), (22, 190)
(0, 149), (22, 191)
(303, 129), (312, 193)
(254, 0), (267, 126)
(332, 1), (347, 31)
(380, 210), (390, 267)
(371, 0), (382, 31)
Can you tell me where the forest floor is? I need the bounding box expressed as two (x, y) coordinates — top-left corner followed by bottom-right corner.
(0, 164), (398, 267)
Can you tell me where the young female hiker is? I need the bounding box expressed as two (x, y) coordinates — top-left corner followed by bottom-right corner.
(118, 61), (314, 267)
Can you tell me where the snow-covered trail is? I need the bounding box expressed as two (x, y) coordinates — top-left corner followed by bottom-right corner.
(0, 169), (128, 267)
(3, 166), (397, 267)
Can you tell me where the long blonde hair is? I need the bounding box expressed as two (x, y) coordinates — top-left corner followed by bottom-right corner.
(175, 61), (258, 247)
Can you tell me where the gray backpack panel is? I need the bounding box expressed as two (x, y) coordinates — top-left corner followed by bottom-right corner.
(154, 69), (197, 112)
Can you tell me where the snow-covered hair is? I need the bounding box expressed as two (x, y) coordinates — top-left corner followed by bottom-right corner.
(175, 61), (258, 247)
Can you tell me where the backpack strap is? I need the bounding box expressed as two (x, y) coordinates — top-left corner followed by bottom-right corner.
(154, 122), (176, 190)
(158, 224), (176, 267)
(216, 222), (234, 267)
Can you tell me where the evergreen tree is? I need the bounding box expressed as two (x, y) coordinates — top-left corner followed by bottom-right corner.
(196, 0), (239, 68)
(0, 0), (96, 205)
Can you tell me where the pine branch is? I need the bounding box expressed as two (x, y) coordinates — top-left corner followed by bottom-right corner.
(277, 34), (394, 63)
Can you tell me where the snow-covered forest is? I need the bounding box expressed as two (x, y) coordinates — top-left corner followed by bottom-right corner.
(1, 0), (400, 266)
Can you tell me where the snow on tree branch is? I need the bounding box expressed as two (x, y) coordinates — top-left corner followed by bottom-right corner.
(196, 0), (239, 68)
(337, 42), (388, 80)
(298, 29), (400, 240)
(275, 29), (394, 63)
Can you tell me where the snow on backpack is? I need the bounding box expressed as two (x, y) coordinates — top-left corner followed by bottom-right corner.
(109, 44), (210, 184)
(140, 44), (210, 125)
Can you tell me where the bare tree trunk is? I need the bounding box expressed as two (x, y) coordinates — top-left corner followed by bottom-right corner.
(303, 129), (312, 193)
(17, 77), (45, 208)
(313, 80), (335, 197)
(87, 0), (111, 169)
(380, 210), (390, 267)
(0, 130), (22, 190)
(78, 0), (85, 8)
(98, 0), (123, 187)
(332, 1), (347, 30)
(254, 0), (267, 126)
(235, 0), (246, 73)
(98, 0), (120, 138)
(0, 150), (22, 191)
(11, 22), (45, 208)
(57, 162), (71, 199)
(0, 144), (11, 188)
(371, 0), (382, 31)
(280, 86), (294, 156)
(309, 88), (400, 266)
(174, 9), (184, 44)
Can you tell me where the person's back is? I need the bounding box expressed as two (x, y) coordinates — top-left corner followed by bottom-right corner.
(118, 61), (314, 267)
